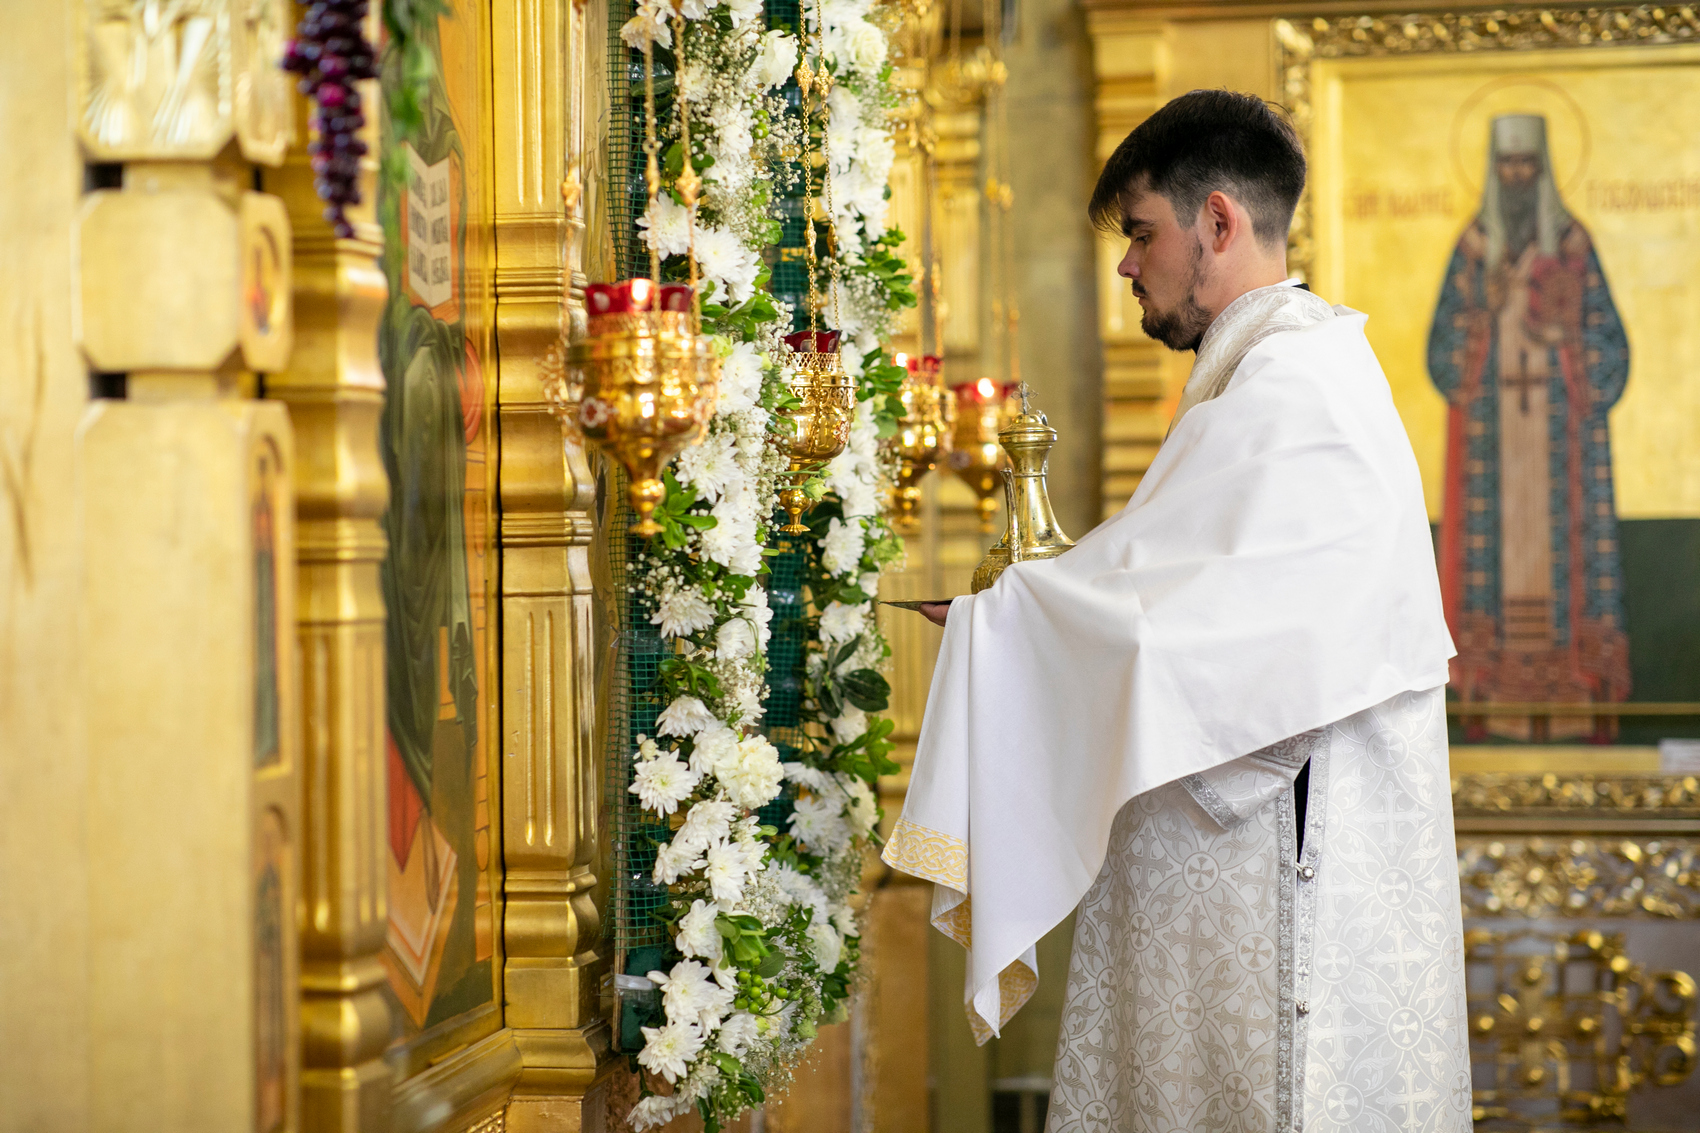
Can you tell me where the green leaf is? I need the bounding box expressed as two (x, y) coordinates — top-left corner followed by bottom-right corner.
(841, 668), (891, 712)
(756, 951), (786, 979)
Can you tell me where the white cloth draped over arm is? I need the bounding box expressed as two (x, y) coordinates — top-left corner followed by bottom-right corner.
(881, 303), (1455, 1041)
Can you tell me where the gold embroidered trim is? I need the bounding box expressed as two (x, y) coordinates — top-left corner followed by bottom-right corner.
(881, 815), (968, 890)
(934, 895), (973, 948)
(966, 958), (1041, 1046)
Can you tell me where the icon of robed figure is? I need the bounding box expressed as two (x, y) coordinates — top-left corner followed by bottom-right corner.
(1426, 113), (1631, 739)
(375, 12), (484, 1026)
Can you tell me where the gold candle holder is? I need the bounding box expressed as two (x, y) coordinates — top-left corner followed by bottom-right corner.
(947, 377), (1016, 532)
(546, 299), (718, 536)
(970, 385), (1073, 593)
(776, 346), (857, 534)
(885, 355), (954, 531)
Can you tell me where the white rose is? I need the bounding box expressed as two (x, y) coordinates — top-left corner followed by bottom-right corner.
(753, 30), (800, 88)
(846, 19), (886, 70)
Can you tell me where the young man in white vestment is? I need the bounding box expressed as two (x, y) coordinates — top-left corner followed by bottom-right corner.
(882, 91), (1472, 1131)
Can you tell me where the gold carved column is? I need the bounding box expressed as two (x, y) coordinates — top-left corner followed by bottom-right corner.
(69, 1), (305, 1129)
(494, 0), (616, 1127)
(265, 8), (394, 1131)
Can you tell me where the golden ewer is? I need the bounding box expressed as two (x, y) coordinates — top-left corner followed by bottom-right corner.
(544, 281), (718, 537)
(776, 329), (857, 534)
(884, 354), (955, 531)
(970, 383), (1073, 593)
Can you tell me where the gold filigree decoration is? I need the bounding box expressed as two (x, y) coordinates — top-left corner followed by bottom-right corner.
(460, 1113), (504, 1133)
(1459, 836), (1700, 918)
(1454, 773), (1700, 816)
(882, 814), (968, 889)
(1276, 5), (1700, 278)
(1467, 928), (1697, 1125)
(78, 0), (236, 160)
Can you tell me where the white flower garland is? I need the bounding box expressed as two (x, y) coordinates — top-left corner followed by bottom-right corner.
(614, 1), (912, 1128)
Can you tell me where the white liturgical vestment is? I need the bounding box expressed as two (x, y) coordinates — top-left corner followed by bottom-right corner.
(881, 283), (1471, 1131)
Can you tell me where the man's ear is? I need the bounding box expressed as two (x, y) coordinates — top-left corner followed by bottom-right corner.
(1202, 190), (1241, 253)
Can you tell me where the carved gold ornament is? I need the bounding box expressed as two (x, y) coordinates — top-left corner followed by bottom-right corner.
(1467, 928), (1697, 1124)
(78, 0), (234, 160)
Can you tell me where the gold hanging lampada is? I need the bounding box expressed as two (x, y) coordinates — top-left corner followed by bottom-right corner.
(947, 376), (1016, 532)
(970, 382), (1073, 592)
(774, 9), (857, 534)
(885, 354), (954, 531)
(543, 10), (717, 536)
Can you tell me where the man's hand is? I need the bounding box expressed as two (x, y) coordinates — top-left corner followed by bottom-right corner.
(918, 602), (951, 627)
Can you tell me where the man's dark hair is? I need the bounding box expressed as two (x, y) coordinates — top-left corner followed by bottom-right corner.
(1089, 90), (1306, 248)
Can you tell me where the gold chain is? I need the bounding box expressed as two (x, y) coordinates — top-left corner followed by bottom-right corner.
(641, 33), (661, 284)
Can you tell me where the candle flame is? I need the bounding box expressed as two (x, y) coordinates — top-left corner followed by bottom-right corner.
(893, 352), (908, 368)
(976, 377), (996, 399)
(631, 278), (653, 305)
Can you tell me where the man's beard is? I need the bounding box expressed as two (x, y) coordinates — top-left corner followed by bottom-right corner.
(1499, 180), (1539, 258)
(1135, 239), (1213, 352)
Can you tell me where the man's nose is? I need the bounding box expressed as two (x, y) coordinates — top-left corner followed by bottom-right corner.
(1118, 250), (1139, 280)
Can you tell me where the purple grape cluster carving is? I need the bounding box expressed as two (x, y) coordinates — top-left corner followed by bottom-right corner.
(282, 2), (379, 238)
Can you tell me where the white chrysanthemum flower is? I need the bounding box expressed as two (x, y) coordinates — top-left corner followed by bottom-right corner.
(818, 600), (868, 644)
(789, 793), (851, 854)
(637, 1019), (703, 1083)
(696, 227), (762, 305)
(718, 736), (784, 808)
(830, 705), (867, 744)
(675, 799), (735, 855)
(841, 477), (881, 522)
(753, 29), (800, 88)
(704, 840), (754, 905)
(678, 0), (719, 18)
(844, 775), (878, 834)
(821, 516), (867, 575)
(630, 750), (701, 816)
(732, 682), (765, 726)
(858, 571), (882, 596)
(718, 341), (766, 414)
(657, 695), (717, 738)
(677, 61), (712, 103)
(783, 761), (833, 792)
(699, 510), (763, 577)
(715, 615), (757, 661)
(653, 838), (705, 885)
(649, 959), (735, 1033)
(676, 899), (723, 962)
(689, 723), (740, 776)
(653, 583), (714, 638)
(675, 429), (741, 502)
(637, 191), (691, 259)
(807, 919), (844, 972)
(718, 1011), (762, 1057)
(770, 863), (828, 915)
(741, 586), (774, 648)
(831, 904), (858, 939)
(629, 1094), (690, 1131)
